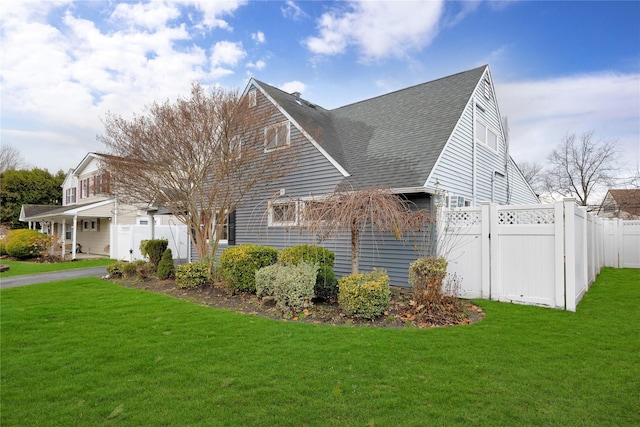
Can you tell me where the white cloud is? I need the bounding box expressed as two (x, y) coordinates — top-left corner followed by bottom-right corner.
(180, 0), (247, 30)
(209, 41), (246, 77)
(496, 72), (640, 170)
(280, 80), (306, 95)
(246, 60), (266, 70)
(251, 31), (265, 44)
(281, 0), (307, 21)
(305, 1), (444, 60)
(111, 2), (181, 30)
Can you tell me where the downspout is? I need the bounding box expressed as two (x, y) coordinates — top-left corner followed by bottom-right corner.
(502, 116), (511, 204)
(491, 170), (505, 203)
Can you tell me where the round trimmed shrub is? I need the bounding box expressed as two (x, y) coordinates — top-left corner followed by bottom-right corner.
(220, 244), (279, 292)
(256, 262), (317, 313)
(338, 268), (391, 319)
(157, 248), (175, 280)
(175, 262), (209, 288)
(3, 229), (54, 259)
(279, 245), (337, 300)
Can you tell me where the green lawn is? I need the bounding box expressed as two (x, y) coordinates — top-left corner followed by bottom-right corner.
(1, 268), (638, 426)
(0, 258), (115, 277)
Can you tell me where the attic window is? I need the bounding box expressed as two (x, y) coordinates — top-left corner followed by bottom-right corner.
(264, 121), (290, 152)
(484, 80), (491, 99)
(248, 89), (256, 107)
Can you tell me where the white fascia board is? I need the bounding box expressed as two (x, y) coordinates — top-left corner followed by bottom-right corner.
(73, 152), (102, 176)
(64, 199), (114, 215)
(250, 80), (351, 178)
(390, 187), (434, 195)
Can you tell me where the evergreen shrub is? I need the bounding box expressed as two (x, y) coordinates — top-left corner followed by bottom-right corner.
(279, 245), (337, 300)
(140, 239), (168, 269)
(157, 248), (175, 280)
(255, 262), (317, 313)
(338, 268), (391, 319)
(3, 229), (54, 259)
(175, 262), (209, 288)
(220, 244), (278, 292)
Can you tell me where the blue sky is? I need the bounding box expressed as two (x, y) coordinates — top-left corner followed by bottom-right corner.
(1, 0), (638, 187)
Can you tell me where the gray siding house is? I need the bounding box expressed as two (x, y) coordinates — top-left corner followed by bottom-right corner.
(201, 65), (539, 286)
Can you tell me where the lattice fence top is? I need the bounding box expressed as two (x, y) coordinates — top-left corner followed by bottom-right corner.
(497, 208), (555, 225)
(444, 210), (481, 227)
(622, 220), (640, 230)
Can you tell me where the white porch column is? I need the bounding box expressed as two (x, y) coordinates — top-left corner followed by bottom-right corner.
(150, 213), (156, 239)
(72, 214), (78, 260)
(61, 220), (66, 260)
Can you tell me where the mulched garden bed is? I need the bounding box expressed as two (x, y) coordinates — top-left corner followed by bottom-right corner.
(113, 277), (485, 328)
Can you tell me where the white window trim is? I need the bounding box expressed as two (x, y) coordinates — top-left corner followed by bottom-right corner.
(475, 118), (499, 152)
(264, 121), (290, 153)
(446, 194), (471, 208)
(213, 211), (230, 243)
(248, 89), (257, 107)
(268, 199), (299, 227)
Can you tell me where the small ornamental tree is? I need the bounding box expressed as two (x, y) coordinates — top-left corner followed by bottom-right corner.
(298, 188), (430, 274)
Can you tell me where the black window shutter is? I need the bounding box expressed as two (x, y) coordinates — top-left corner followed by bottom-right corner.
(228, 210), (236, 246)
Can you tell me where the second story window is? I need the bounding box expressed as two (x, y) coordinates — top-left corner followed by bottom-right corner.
(66, 188), (76, 204)
(81, 178), (89, 198)
(475, 119), (498, 152)
(248, 89), (257, 107)
(264, 121), (290, 152)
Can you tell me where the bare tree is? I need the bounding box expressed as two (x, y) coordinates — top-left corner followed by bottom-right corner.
(0, 143), (25, 172)
(543, 131), (619, 206)
(517, 161), (544, 194)
(99, 82), (295, 260)
(298, 188), (430, 274)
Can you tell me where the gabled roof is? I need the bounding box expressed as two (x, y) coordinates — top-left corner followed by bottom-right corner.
(252, 65), (488, 190)
(601, 189), (640, 217)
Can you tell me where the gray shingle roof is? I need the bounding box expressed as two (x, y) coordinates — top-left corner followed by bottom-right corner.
(256, 65), (487, 190)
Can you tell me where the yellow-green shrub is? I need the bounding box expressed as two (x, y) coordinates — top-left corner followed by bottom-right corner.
(175, 262), (209, 288)
(220, 244), (278, 292)
(3, 229), (54, 259)
(338, 268), (391, 319)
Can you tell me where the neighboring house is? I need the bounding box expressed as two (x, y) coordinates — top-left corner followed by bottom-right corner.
(597, 189), (640, 219)
(20, 153), (176, 259)
(196, 65), (539, 285)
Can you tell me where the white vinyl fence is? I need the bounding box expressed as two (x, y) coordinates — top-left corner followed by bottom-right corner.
(110, 224), (189, 263)
(439, 200), (640, 312)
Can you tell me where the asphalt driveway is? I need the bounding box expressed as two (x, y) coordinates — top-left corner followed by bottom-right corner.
(0, 267), (108, 289)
